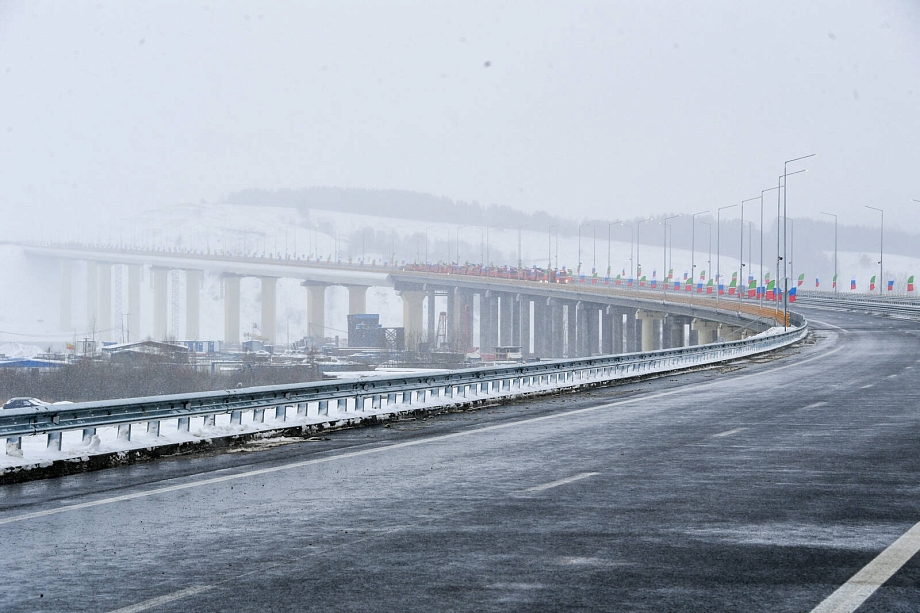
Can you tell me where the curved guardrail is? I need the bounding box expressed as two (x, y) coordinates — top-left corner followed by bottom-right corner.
(795, 292), (920, 319)
(2, 316), (807, 458)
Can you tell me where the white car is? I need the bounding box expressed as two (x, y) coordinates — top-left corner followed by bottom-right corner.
(1, 397), (50, 410)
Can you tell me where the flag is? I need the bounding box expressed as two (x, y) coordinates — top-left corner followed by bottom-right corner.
(850, 278), (856, 290)
(797, 273), (805, 287)
(639, 275), (647, 287)
(789, 285), (797, 302)
(615, 273), (622, 286)
(909, 276), (915, 292)
(674, 279), (681, 291)
(718, 282), (725, 295)
(832, 274), (837, 289)
(815, 277), (820, 288)
(888, 278), (894, 292)
(668, 268), (674, 282)
(65, 342), (76, 351)
(766, 279), (776, 301)
(651, 277), (658, 289)
(699, 270), (706, 282)
(683, 272), (689, 281)
(685, 279), (693, 291)
(747, 279), (757, 298)
(706, 279), (714, 294)
(870, 275), (876, 291)
(728, 278), (737, 296)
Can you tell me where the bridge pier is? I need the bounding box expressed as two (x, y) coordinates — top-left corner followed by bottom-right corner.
(533, 298), (549, 358)
(260, 277), (277, 344)
(636, 309), (666, 352)
(97, 263), (112, 343)
(186, 270), (201, 341)
(304, 282), (328, 342)
(153, 267), (170, 341)
(400, 290), (425, 350)
(346, 285), (367, 315)
(565, 302), (577, 357)
(499, 293), (514, 347)
(586, 303), (600, 356)
(691, 319), (720, 344)
(426, 287), (436, 347)
(550, 299), (564, 358)
(519, 295), (531, 356)
(60, 260), (72, 332)
(127, 265), (141, 343)
(86, 260), (98, 335)
(453, 289), (474, 352)
(223, 275), (241, 345)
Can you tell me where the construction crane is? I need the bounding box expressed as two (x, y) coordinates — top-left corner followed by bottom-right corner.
(435, 311), (448, 349)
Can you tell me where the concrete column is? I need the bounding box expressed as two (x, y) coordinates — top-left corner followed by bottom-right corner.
(499, 293), (513, 346)
(400, 290), (425, 350)
(667, 316), (689, 348)
(511, 295), (522, 348)
(612, 310), (625, 354)
(550, 299), (564, 358)
(533, 298), (549, 358)
(86, 260), (98, 334)
(186, 270), (201, 341)
(636, 309), (666, 352)
(661, 315), (673, 349)
(454, 290), (474, 352)
(519, 295), (531, 356)
(691, 319), (720, 344)
(260, 277), (277, 344)
(575, 302), (588, 357)
(565, 302), (577, 357)
(127, 265), (141, 343)
(601, 306), (614, 355)
(722, 325), (743, 341)
(153, 268), (170, 341)
(346, 285), (367, 315)
(446, 288), (457, 348)
(60, 260), (72, 332)
(426, 287), (437, 347)
(586, 304), (600, 356)
(305, 283), (328, 341)
(97, 263), (112, 342)
(222, 275), (241, 345)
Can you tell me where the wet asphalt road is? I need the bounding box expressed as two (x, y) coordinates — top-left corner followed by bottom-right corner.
(1, 307), (919, 612)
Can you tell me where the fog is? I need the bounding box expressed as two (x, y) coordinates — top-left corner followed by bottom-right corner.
(1, 1), (918, 237)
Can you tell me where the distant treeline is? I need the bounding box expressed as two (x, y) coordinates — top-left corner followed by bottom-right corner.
(224, 187), (574, 233)
(0, 362), (321, 404)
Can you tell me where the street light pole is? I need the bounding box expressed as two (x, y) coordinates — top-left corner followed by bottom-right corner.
(664, 214), (681, 286)
(690, 210), (709, 288)
(699, 221), (712, 286)
(820, 211), (837, 293)
(456, 225), (467, 264)
(548, 225), (558, 270)
(782, 153), (816, 327)
(716, 204), (738, 298)
(637, 217), (653, 281)
(866, 205), (884, 295)
(618, 221), (634, 279)
(740, 197), (759, 301)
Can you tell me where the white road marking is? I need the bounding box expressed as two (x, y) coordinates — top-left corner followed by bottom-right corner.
(525, 472), (598, 492)
(0, 343), (845, 527)
(860, 384), (874, 389)
(105, 585), (214, 613)
(713, 427), (747, 438)
(802, 402), (828, 410)
(886, 374), (897, 379)
(809, 521), (920, 613)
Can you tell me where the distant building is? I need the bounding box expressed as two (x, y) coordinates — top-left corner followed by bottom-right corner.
(101, 340), (190, 365)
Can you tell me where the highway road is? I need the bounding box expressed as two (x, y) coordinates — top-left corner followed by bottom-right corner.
(1, 307), (918, 612)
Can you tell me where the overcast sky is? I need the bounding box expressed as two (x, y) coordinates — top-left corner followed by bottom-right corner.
(1, 0), (918, 233)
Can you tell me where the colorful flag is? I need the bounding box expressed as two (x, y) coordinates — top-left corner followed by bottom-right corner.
(747, 279), (757, 298)
(870, 275), (876, 291)
(909, 276), (915, 292)
(850, 278), (856, 290)
(639, 275), (647, 287)
(832, 274), (837, 289)
(668, 268), (674, 282)
(888, 278), (894, 291)
(615, 273), (622, 286)
(797, 273), (805, 287)
(700, 269), (706, 281)
(766, 279), (776, 301)
(706, 279), (714, 294)
(728, 278), (737, 296)
(815, 277), (820, 288)
(789, 285), (797, 302)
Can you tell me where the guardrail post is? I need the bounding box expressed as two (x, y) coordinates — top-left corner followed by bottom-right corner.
(297, 403), (307, 417)
(275, 405), (287, 421)
(402, 391), (411, 404)
(82, 428), (96, 444)
(337, 398), (348, 412)
(319, 400), (329, 416)
(47, 432), (62, 450)
(387, 392), (396, 406)
(230, 411), (242, 425)
(372, 395), (381, 409)
(204, 415), (216, 427)
(117, 424), (131, 441)
(6, 437), (22, 457)
(178, 417), (190, 431)
(416, 390), (426, 403)
(147, 421), (160, 437)
(355, 396), (365, 412)
(253, 409), (264, 423)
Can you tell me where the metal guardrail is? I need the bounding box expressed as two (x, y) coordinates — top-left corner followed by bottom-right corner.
(2, 319), (807, 458)
(795, 292), (920, 319)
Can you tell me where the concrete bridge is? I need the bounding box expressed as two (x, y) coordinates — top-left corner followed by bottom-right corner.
(19, 242), (782, 357)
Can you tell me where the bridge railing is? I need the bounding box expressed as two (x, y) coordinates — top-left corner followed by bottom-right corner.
(794, 292), (920, 319)
(2, 318), (807, 459)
